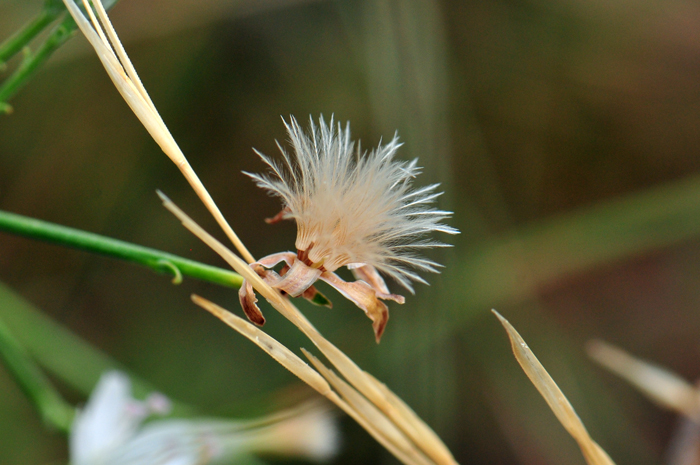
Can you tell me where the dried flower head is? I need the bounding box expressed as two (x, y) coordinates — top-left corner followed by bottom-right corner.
(246, 116), (457, 289)
(240, 116), (458, 342)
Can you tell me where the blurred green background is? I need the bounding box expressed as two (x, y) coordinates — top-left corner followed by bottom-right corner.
(2, 0), (700, 463)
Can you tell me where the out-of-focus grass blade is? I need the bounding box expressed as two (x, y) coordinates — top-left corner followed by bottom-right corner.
(0, 282), (120, 394)
(302, 349), (433, 465)
(455, 174), (700, 326)
(0, 316), (74, 432)
(0, 282), (191, 415)
(493, 310), (615, 465)
(587, 340), (700, 420)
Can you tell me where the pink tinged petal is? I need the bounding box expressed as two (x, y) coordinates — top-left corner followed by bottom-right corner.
(253, 252), (323, 297)
(145, 393), (172, 416)
(238, 280), (265, 326)
(255, 251), (297, 269)
(320, 272), (390, 343)
(265, 207), (293, 224)
(351, 264), (390, 294)
(350, 264), (405, 304)
(259, 254), (332, 307)
(273, 260), (322, 297)
(378, 292), (405, 305)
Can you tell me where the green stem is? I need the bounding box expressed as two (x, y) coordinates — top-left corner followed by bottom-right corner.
(0, 0), (65, 65)
(0, 316), (74, 432)
(0, 209), (243, 289)
(0, 0), (121, 113)
(0, 15), (77, 113)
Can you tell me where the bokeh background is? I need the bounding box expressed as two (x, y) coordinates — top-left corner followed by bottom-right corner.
(2, 0), (700, 463)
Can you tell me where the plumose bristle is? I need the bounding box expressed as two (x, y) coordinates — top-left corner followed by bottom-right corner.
(244, 116), (458, 292)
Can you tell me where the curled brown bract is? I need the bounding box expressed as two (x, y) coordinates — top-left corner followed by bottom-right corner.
(238, 254), (403, 342)
(238, 279), (265, 326)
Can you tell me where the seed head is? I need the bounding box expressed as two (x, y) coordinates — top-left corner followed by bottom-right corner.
(245, 116), (458, 292)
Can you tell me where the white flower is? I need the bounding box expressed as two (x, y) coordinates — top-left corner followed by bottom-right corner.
(70, 371), (173, 465)
(70, 371), (339, 465)
(241, 116), (458, 341)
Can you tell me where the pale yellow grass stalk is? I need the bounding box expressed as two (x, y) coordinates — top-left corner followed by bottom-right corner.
(493, 310), (615, 465)
(161, 193), (456, 465)
(62, 0), (254, 264)
(192, 295), (429, 465)
(587, 340), (700, 420)
(63, 1), (458, 463)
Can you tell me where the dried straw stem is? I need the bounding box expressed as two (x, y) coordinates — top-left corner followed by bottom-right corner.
(63, 0), (255, 264)
(587, 340), (700, 420)
(192, 295), (429, 465)
(62, 1), (457, 462)
(493, 310), (615, 465)
(160, 193), (457, 465)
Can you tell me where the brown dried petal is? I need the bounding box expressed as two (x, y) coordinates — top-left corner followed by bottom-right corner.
(238, 279), (265, 326)
(320, 272), (390, 343)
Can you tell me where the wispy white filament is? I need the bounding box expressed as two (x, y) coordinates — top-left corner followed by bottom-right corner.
(245, 116), (458, 292)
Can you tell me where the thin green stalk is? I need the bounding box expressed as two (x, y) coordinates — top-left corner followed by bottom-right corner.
(0, 209), (243, 289)
(0, 315), (74, 432)
(0, 0), (120, 113)
(0, 15), (76, 113)
(0, 0), (65, 65)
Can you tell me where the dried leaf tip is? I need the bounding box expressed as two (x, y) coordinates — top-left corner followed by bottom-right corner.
(493, 310), (616, 465)
(587, 340), (700, 419)
(239, 116), (458, 341)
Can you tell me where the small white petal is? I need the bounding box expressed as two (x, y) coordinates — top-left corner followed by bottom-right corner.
(108, 421), (242, 465)
(70, 372), (145, 465)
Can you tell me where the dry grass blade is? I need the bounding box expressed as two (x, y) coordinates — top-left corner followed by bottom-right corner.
(159, 192), (457, 464)
(492, 310), (615, 465)
(156, 192), (315, 330)
(587, 340), (700, 419)
(62, 0), (254, 264)
(191, 294), (432, 465)
(302, 349), (433, 465)
(63, 2), (458, 462)
(89, 0), (156, 112)
(191, 294), (331, 396)
(303, 328), (457, 465)
(156, 192), (261, 286)
(364, 370), (456, 460)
